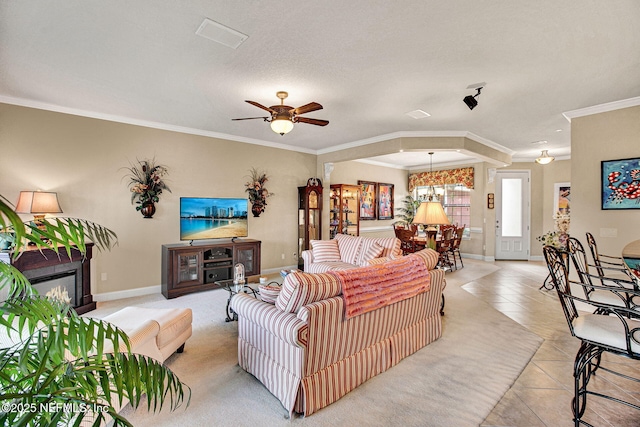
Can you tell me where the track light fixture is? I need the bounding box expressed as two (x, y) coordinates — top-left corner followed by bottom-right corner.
(463, 87), (483, 110)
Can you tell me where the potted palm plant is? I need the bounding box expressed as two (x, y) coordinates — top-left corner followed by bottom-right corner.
(0, 194), (189, 426)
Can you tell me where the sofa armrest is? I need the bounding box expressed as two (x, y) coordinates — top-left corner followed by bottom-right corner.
(301, 250), (314, 271)
(231, 294), (307, 347)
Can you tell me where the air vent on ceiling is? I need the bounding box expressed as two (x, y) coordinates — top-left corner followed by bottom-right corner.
(196, 18), (248, 49)
(406, 109), (431, 119)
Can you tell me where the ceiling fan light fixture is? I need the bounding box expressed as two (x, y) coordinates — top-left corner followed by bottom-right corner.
(270, 117), (294, 135)
(535, 150), (555, 165)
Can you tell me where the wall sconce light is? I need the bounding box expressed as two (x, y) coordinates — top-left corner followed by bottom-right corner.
(463, 87), (483, 110)
(535, 150), (555, 165)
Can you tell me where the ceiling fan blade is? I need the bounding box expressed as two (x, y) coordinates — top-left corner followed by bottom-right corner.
(246, 100), (276, 113)
(292, 102), (323, 115)
(295, 116), (329, 126)
(232, 116), (269, 121)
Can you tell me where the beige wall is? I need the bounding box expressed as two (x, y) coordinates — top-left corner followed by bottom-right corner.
(0, 103), (316, 296)
(4, 101), (636, 297)
(570, 105), (640, 256)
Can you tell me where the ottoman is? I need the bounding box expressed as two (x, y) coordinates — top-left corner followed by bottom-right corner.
(102, 306), (192, 362)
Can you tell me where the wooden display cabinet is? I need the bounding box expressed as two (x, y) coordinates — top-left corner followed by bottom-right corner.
(162, 239), (261, 299)
(298, 178), (323, 268)
(329, 184), (360, 239)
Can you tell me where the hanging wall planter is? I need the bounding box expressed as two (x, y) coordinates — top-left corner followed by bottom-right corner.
(123, 158), (171, 218)
(245, 168), (273, 217)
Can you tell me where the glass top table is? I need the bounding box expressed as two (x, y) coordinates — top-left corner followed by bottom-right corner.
(215, 277), (282, 322)
(622, 239), (640, 281)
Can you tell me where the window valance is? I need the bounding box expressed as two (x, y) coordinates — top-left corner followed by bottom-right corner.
(408, 167), (474, 191)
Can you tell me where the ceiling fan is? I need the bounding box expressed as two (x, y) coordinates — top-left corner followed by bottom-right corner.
(232, 91), (329, 135)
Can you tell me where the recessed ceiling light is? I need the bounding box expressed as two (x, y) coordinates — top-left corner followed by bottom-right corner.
(531, 140), (548, 145)
(556, 129), (563, 132)
(406, 110), (431, 119)
(196, 18), (248, 49)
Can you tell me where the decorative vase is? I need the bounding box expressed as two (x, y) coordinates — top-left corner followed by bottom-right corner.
(558, 233), (569, 250)
(251, 202), (264, 217)
(140, 201), (156, 218)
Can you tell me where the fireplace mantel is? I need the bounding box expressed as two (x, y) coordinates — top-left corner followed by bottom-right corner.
(11, 244), (95, 314)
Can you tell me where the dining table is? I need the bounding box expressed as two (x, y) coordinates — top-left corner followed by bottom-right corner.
(622, 239), (640, 281)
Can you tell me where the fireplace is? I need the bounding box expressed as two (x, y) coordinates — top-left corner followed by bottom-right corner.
(11, 244), (95, 314)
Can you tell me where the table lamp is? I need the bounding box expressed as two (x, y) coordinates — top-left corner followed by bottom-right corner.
(411, 152), (450, 249)
(412, 199), (450, 249)
(15, 190), (63, 230)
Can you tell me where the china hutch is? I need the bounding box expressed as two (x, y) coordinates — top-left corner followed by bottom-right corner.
(298, 178), (323, 268)
(329, 184), (360, 239)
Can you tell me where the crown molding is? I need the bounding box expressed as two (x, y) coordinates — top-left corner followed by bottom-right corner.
(0, 95), (316, 155)
(562, 96), (640, 122)
(317, 130), (514, 156)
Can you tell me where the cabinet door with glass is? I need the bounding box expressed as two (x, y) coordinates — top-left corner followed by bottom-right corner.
(234, 243), (261, 276)
(329, 184), (360, 239)
(298, 178), (323, 267)
(174, 249), (203, 287)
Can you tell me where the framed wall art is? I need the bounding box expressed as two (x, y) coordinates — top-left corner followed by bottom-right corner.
(553, 182), (570, 215)
(377, 183), (394, 220)
(357, 180), (377, 220)
(601, 157), (640, 210)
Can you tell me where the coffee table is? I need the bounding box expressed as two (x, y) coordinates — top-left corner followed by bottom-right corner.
(215, 279), (261, 322)
(215, 277), (282, 322)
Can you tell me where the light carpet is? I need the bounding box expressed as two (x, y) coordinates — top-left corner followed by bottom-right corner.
(90, 260), (542, 426)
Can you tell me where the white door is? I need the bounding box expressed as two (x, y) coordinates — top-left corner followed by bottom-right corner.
(495, 171), (530, 260)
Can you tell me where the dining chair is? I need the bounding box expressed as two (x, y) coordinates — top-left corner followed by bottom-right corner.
(585, 231), (634, 280)
(448, 224), (465, 270)
(394, 226), (419, 255)
(544, 245), (640, 426)
(435, 226), (455, 270)
(567, 237), (640, 314)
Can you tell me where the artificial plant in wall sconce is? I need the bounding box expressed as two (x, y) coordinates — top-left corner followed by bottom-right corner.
(244, 168), (274, 217)
(123, 158), (171, 218)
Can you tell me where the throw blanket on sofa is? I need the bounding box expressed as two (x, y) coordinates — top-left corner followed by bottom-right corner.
(330, 255), (430, 319)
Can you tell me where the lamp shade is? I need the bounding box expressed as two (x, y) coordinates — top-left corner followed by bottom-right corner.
(270, 118), (294, 135)
(412, 201), (450, 226)
(15, 191), (63, 214)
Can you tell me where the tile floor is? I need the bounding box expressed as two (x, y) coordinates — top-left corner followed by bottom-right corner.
(463, 260), (640, 427)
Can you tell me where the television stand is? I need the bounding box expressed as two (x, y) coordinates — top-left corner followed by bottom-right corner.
(161, 239), (261, 299)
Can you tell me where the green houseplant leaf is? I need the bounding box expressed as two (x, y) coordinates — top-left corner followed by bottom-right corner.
(0, 195), (190, 426)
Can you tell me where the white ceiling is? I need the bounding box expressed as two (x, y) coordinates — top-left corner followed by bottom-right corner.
(1, 1), (639, 167)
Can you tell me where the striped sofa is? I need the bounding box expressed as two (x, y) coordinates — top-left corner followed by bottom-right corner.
(301, 233), (402, 273)
(231, 248), (444, 417)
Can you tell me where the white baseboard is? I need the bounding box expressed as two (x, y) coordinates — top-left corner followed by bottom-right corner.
(93, 285), (160, 302)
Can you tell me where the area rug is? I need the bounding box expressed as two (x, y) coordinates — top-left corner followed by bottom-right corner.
(90, 260), (542, 426)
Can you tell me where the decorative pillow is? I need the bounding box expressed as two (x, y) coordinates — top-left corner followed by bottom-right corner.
(357, 241), (384, 266)
(311, 240), (341, 262)
(370, 237), (402, 258)
(258, 284), (281, 304)
(275, 272), (342, 313)
(410, 248), (440, 270)
(334, 234), (363, 265)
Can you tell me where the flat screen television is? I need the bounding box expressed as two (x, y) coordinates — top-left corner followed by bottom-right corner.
(180, 197), (248, 241)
